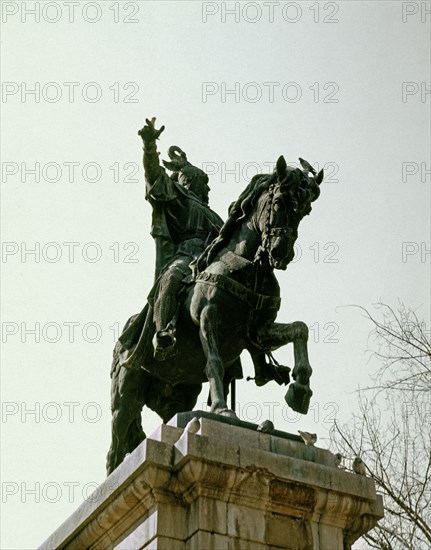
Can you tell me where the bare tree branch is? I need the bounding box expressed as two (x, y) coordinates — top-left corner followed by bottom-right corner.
(331, 302), (431, 549)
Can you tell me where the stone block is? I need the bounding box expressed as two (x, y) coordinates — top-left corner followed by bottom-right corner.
(149, 424), (184, 446)
(114, 512), (157, 550)
(227, 503), (266, 542)
(186, 497), (227, 537)
(186, 531), (229, 550)
(238, 443), (291, 481)
(168, 411), (302, 445)
(316, 523), (344, 549)
(143, 535), (186, 550)
(264, 511), (312, 549)
(227, 537), (274, 550)
(270, 436), (336, 468)
(198, 417), (271, 452)
(174, 431), (240, 470)
(156, 503), (188, 540)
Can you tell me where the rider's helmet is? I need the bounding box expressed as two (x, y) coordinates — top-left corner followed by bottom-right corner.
(163, 146), (210, 203)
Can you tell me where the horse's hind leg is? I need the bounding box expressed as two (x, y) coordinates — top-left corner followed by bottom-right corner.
(107, 396), (146, 475)
(107, 357), (148, 475)
(146, 383), (202, 424)
(255, 321), (312, 414)
(199, 304), (236, 417)
(126, 412), (146, 453)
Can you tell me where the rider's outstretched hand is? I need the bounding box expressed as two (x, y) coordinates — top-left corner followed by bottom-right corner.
(138, 117), (165, 143)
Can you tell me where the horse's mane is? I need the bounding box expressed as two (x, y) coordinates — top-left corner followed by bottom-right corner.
(198, 172), (277, 270)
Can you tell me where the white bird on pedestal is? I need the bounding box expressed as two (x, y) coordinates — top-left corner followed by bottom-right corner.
(298, 430), (317, 446)
(184, 417), (201, 434)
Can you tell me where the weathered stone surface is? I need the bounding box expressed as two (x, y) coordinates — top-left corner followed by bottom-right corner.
(169, 410), (302, 443)
(40, 414), (383, 550)
(148, 424), (183, 446)
(186, 497), (227, 536)
(186, 531), (229, 550)
(143, 535), (186, 550)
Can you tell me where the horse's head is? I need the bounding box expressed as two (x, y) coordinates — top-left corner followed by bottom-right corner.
(258, 155), (323, 270)
(196, 155), (323, 273)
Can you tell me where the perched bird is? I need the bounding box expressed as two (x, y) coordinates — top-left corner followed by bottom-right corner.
(299, 157), (317, 175)
(334, 452), (343, 468)
(257, 420), (274, 433)
(298, 430), (317, 446)
(184, 417), (201, 434)
(352, 456), (366, 476)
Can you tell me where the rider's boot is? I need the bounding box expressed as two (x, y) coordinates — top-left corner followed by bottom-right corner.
(152, 323), (176, 361)
(153, 267), (184, 361)
(251, 352), (273, 386)
(153, 292), (179, 361)
(251, 352), (291, 386)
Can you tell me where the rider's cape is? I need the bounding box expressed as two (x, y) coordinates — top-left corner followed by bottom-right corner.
(117, 303), (153, 371)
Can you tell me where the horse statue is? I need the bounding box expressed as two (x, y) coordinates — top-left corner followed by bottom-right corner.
(107, 155), (323, 475)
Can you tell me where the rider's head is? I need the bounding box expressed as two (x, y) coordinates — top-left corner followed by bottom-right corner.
(163, 146), (210, 204)
(178, 166), (210, 204)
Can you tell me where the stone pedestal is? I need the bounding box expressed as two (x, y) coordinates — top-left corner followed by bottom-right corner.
(39, 412), (383, 549)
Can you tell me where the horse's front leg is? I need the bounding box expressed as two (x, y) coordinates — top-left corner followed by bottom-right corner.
(199, 304), (236, 418)
(255, 321), (312, 414)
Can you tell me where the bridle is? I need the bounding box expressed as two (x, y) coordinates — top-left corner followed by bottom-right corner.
(253, 181), (297, 266)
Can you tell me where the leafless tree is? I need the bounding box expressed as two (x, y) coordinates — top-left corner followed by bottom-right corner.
(331, 302), (431, 549)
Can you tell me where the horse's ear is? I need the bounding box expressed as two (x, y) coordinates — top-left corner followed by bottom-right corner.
(316, 169), (324, 185)
(276, 155), (287, 178)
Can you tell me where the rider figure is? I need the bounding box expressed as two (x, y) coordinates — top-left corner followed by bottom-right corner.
(139, 118), (223, 361)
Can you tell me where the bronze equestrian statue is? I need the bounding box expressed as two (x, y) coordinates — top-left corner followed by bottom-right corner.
(106, 118), (323, 475)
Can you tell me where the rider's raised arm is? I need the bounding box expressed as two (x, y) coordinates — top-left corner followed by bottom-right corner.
(138, 118), (176, 202)
(138, 117), (165, 187)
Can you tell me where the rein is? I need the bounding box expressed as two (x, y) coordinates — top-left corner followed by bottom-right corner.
(195, 271), (280, 312)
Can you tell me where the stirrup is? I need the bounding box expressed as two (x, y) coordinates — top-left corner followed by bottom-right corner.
(152, 329), (176, 362)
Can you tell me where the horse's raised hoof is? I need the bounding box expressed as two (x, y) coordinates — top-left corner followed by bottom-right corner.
(285, 382), (312, 414)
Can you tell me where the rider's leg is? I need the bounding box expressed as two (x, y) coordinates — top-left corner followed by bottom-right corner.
(153, 264), (185, 359)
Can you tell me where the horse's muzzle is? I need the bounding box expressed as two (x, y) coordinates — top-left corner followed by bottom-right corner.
(270, 238), (292, 270)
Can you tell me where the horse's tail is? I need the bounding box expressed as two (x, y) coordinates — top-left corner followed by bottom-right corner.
(109, 313), (143, 416)
(110, 309), (145, 377)
(110, 339), (124, 379)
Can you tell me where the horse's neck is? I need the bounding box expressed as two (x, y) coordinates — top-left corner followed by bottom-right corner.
(217, 225), (279, 296)
(223, 219), (261, 262)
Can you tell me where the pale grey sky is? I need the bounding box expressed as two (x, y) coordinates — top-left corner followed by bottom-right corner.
(1, 1), (430, 548)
